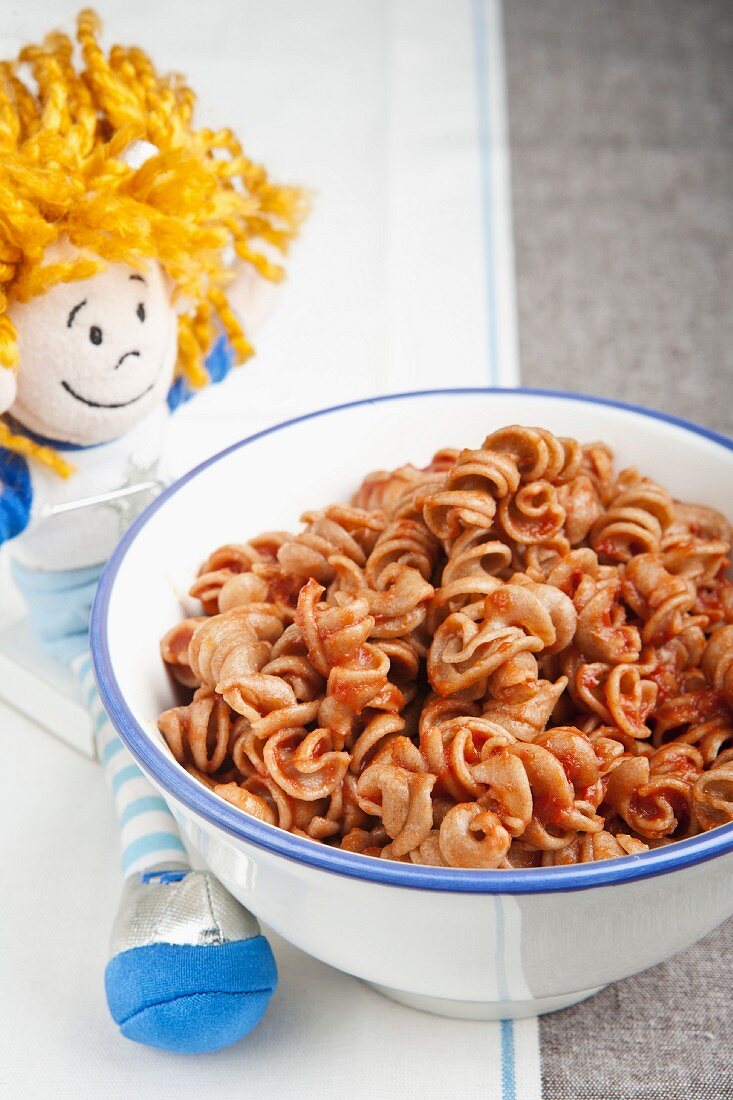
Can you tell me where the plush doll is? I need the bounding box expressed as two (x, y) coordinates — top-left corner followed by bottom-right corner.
(0, 10), (305, 1053)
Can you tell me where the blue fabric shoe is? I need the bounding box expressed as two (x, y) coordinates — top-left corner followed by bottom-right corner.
(104, 866), (277, 1053)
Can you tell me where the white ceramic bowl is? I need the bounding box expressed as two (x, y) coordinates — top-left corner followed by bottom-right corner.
(92, 389), (733, 1020)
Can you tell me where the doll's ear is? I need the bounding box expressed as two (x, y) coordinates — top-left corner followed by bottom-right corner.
(164, 277), (194, 317)
(0, 367), (17, 415)
(226, 259), (282, 335)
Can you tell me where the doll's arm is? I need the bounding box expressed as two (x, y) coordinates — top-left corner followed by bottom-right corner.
(0, 369), (31, 544)
(0, 448), (32, 544)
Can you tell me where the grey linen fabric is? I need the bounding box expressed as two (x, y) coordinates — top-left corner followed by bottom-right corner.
(503, 2), (733, 1097)
(505, 0), (733, 436)
(538, 921), (733, 1100)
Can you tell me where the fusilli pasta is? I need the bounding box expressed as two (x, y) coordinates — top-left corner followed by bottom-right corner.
(158, 424), (733, 868)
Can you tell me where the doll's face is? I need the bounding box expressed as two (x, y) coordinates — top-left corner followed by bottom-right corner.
(9, 257), (178, 445)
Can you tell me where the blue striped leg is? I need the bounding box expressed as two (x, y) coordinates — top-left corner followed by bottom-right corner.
(71, 651), (188, 875)
(70, 651), (278, 1052)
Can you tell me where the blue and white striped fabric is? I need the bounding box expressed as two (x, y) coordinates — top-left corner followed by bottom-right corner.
(71, 651), (188, 877)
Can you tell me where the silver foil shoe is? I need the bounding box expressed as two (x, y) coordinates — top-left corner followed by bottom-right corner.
(109, 863), (261, 955)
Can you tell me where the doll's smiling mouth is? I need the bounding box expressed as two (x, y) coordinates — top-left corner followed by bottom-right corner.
(61, 379), (155, 408)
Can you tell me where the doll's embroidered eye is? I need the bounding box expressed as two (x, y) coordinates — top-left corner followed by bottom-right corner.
(137, 303), (145, 323)
(89, 326), (103, 345)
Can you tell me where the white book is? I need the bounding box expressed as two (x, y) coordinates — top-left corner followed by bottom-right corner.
(0, 560), (95, 758)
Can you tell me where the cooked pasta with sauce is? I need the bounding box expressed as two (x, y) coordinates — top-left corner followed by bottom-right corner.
(158, 424), (733, 868)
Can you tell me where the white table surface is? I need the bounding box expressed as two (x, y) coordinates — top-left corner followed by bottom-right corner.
(0, 2), (533, 1096)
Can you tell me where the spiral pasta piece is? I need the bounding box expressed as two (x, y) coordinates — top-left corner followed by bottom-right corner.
(581, 442), (616, 506)
(352, 449), (458, 519)
(534, 726), (604, 810)
(215, 780), (278, 825)
(591, 469), (675, 562)
(422, 447), (521, 539)
(692, 765), (733, 831)
(665, 542), (731, 588)
(512, 534), (572, 583)
(548, 549), (641, 665)
(604, 755), (694, 840)
(381, 766), (437, 858)
(428, 607), (540, 700)
(664, 500), (732, 546)
(330, 516), (439, 638)
(496, 480), (566, 545)
(260, 623), (325, 702)
(350, 712), (406, 775)
(352, 464), (425, 517)
(309, 772), (368, 839)
(471, 747), (533, 837)
(263, 725), (350, 801)
(158, 687), (238, 774)
(509, 739), (603, 849)
(481, 676), (567, 742)
(642, 622), (707, 700)
(438, 803), (511, 868)
(366, 516), (440, 588)
(160, 617), (206, 687)
(419, 703), (517, 803)
(575, 579), (642, 663)
(701, 625), (733, 708)
(428, 581), (574, 702)
(428, 528), (511, 627)
(275, 505), (385, 587)
(223, 772), (323, 834)
(356, 737), (436, 858)
(557, 473), (605, 546)
(651, 687), (733, 765)
(622, 553), (697, 645)
(544, 831), (649, 865)
(189, 610), (266, 688)
(186, 606), (298, 725)
(216, 572), (271, 614)
(296, 579), (399, 717)
(570, 656), (658, 741)
(483, 425), (577, 483)
(189, 542), (266, 613)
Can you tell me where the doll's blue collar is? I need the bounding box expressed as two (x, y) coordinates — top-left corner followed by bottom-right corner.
(7, 417), (102, 452)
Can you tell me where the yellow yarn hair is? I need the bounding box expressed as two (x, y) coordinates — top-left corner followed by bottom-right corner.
(0, 9), (306, 476)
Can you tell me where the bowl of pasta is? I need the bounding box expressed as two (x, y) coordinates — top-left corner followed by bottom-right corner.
(92, 389), (733, 1020)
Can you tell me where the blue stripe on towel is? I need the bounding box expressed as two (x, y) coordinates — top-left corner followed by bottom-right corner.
(471, 0), (498, 387)
(494, 895), (517, 1100)
(501, 1019), (517, 1100)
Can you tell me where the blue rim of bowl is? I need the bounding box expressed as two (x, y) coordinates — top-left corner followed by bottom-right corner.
(91, 387), (733, 894)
